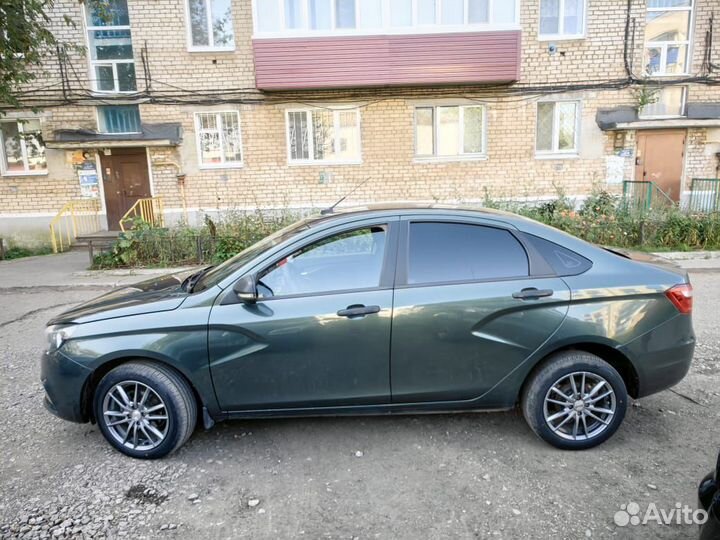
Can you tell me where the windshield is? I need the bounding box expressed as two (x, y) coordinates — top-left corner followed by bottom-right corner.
(192, 218), (315, 292)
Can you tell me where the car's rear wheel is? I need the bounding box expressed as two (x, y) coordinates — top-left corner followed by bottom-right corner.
(94, 361), (196, 459)
(522, 351), (627, 450)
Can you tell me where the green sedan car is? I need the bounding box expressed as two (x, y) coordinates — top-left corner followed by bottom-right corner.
(42, 205), (695, 459)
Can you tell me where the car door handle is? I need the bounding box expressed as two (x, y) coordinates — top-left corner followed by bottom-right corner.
(337, 305), (381, 318)
(512, 288), (554, 300)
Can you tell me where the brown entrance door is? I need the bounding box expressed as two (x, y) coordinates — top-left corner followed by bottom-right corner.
(635, 130), (686, 201)
(100, 148), (152, 230)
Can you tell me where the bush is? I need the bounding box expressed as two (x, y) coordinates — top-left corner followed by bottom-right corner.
(92, 198), (720, 269)
(92, 210), (300, 269)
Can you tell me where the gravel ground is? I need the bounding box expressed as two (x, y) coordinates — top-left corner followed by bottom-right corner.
(0, 272), (718, 540)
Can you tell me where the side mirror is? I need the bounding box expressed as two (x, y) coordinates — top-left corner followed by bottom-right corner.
(233, 275), (258, 304)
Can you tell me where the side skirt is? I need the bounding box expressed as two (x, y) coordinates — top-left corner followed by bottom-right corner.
(223, 402), (514, 421)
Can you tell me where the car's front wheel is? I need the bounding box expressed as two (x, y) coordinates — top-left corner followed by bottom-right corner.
(94, 361), (197, 459)
(522, 351), (628, 450)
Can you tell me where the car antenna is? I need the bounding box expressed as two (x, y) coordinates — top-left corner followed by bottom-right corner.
(320, 177), (371, 215)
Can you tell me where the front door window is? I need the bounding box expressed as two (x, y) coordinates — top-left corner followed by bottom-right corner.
(258, 226), (387, 298)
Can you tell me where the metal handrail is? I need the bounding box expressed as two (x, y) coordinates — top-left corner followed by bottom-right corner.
(119, 197), (165, 232)
(49, 199), (102, 253)
(622, 180), (675, 212)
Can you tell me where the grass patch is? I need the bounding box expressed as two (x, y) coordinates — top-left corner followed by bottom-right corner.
(1, 244), (53, 261)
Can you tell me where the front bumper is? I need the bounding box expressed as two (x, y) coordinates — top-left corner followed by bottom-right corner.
(40, 349), (93, 423)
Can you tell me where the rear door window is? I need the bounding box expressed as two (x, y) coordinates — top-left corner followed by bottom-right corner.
(407, 222), (529, 285)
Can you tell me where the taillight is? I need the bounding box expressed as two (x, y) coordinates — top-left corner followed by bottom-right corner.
(665, 283), (693, 314)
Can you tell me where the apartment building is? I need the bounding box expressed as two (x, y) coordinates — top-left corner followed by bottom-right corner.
(1, 0), (720, 242)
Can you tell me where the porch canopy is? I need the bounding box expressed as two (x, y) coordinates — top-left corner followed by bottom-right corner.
(45, 123), (182, 149)
(597, 103), (720, 131)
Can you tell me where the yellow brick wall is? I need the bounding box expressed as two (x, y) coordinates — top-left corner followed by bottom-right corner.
(3, 0), (720, 220)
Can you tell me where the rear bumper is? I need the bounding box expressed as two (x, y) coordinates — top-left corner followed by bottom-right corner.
(40, 349), (92, 423)
(620, 314), (695, 398)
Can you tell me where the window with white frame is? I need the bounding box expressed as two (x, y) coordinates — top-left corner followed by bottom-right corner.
(539, 0), (586, 39)
(254, 0), (518, 35)
(414, 105), (486, 159)
(640, 86), (687, 118)
(286, 108), (361, 164)
(195, 112), (243, 167)
(536, 101), (580, 155)
(86, 0), (137, 93)
(187, 0), (235, 50)
(644, 0), (692, 76)
(0, 119), (47, 176)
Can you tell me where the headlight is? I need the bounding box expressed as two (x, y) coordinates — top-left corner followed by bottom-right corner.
(45, 325), (77, 352)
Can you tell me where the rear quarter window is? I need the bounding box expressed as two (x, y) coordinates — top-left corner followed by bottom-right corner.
(524, 233), (593, 276)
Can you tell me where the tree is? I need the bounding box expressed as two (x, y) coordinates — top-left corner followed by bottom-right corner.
(0, 1), (76, 109)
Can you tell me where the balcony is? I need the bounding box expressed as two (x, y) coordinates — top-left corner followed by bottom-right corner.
(253, 31), (520, 90)
(252, 0), (521, 90)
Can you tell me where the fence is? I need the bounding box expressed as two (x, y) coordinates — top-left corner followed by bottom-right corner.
(621, 181), (675, 213)
(688, 178), (720, 213)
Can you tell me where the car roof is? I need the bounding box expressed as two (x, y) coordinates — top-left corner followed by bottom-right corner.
(308, 203), (520, 226)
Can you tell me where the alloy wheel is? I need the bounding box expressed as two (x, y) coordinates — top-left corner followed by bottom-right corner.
(102, 380), (169, 451)
(542, 371), (617, 441)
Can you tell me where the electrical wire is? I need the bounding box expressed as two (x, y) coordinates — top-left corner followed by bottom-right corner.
(4, 7), (720, 112)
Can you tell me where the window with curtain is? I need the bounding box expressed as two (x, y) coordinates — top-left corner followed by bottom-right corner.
(644, 0), (692, 76)
(539, 0), (585, 38)
(195, 111), (243, 167)
(536, 101), (580, 155)
(286, 109), (361, 164)
(414, 105), (486, 159)
(97, 105), (142, 134)
(0, 119), (47, 175)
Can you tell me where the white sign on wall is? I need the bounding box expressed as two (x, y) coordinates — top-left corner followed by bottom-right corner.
(606, 155), (625, 185)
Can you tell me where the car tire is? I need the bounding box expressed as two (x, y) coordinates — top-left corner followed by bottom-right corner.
(522, 351), (628, 450)
(94, 361), (197, 459)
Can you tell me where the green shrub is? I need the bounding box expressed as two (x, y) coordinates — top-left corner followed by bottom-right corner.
(92, 210), (300, 269)
(92, 199), (720, 269)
